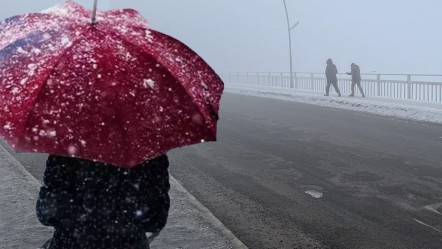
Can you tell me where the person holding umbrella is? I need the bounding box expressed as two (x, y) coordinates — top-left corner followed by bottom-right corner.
(347, 63), (365, 97)
(324, 58), (341, 97)
(0, 2), (223, 249)
(37, 154), (170, 249)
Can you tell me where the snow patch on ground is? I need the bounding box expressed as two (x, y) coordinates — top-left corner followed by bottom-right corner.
(225, 83), (442, 125)
(305, 190), (323, 199)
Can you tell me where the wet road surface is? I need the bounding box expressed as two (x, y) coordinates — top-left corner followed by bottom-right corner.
(3, 92), (442, 248)
(169, 93), (442, 249)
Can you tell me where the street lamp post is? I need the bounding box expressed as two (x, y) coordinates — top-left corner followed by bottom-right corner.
(283, 0), (299, 88)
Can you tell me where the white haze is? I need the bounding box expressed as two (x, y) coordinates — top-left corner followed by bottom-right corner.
(1, 0), (441, 75)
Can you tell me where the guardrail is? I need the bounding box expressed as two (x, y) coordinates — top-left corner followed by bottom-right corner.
(220, 72), (442, 102)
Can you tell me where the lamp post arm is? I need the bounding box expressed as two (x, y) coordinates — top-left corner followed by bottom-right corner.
(290, 21), (300, 31)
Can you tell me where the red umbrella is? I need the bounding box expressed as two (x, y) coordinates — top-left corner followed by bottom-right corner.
(0, 1), (223, 167)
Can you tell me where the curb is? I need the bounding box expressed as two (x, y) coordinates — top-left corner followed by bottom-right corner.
(170, 176), (249, 249)
(0, 144), (248, 249)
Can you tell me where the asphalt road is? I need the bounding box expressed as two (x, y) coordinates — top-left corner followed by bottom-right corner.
(3, 92), (442, 248)
(168, 93), (442, 249)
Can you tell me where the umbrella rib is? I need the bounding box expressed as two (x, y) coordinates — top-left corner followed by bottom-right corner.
(103, 28), (218, 134)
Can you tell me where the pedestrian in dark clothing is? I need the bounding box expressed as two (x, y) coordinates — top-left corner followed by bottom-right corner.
(325, 58), (341, 97)
(37, 154), (170, 249)
(346, 63), (365, 97)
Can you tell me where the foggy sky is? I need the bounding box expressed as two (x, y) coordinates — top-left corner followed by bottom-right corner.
(1, 1), (441, 75)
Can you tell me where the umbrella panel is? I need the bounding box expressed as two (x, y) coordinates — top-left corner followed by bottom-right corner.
(12, 29), (213, 167)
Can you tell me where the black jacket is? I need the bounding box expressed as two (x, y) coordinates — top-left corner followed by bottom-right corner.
(36, 154), (170, 249)
(347, 64), (361, 82)
(325, 63), (338, 81)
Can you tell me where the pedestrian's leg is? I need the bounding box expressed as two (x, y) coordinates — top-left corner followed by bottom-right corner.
(332, 80), (341, 96)
(357, 81), (365, 97)
(349, 82), (355, 96)
(325, 79), (331, 96)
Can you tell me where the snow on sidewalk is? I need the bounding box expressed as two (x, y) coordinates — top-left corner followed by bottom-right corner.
(0, 145), (52, 248)
(0, 144), (247, 249)
(225, 83), (442, 125)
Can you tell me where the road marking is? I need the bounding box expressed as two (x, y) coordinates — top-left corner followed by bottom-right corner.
(413, 218), (442, 234)
(305, 190), (323, 198)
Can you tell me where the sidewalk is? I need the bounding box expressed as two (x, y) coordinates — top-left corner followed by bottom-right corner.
(225, 83), (442, 125)
(0, 144), (248, 249)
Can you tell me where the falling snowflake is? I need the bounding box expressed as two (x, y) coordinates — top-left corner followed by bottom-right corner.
(192, 113), (202, 123)
(11, 87), (20, 94)
(133, 183), (140, 190)
(145, 30), (153, 42)
(47, 129), (57, 138)
(61, 35), (72, 46)
(31, 48), (42, 54)
(143, 79), (155, 88)
(3, 123), (12, 130)
(16, 47), (27, 54)
(68, 145), (78, 155)
(42, 33), (52, 40)
(27, 64), (37, 76)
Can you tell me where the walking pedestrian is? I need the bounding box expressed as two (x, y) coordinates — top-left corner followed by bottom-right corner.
(37, 155), (170, 249)
(346, 63), (365, 97)
(325, 58), (341, 97)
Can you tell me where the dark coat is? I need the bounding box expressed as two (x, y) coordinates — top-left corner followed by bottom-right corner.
(36, 154), (170, 249)
(325, 60), (338, 81)
(348, 64), (361, 82)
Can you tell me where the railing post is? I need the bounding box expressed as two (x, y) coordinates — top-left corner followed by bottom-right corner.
(268, 72), (271, 86)
(289, 72), (294, 88)
(223, 72), (440, 103)
(280, 72), (283, 87)
(310, 73), (314, 91)
(376, 74), (381, 97)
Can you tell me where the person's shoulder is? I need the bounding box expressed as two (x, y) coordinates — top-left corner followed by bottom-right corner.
(47, 154), (74, 165)
(149, 154), (169, 166)
(136, 154), (169, 169)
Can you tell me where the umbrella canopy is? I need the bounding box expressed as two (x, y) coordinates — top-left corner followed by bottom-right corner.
(0, 1), (223, 167)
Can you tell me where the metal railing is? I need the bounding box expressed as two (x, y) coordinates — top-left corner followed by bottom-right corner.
(221, 72), (442, 103)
